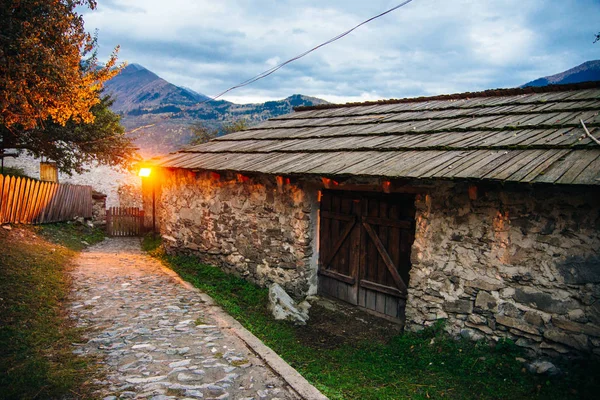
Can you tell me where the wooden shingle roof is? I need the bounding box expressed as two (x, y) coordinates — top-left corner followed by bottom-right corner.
(155, 83), (600, 185)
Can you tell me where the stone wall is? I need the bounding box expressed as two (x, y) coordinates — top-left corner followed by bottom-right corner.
(150, 166), (600, 357)
(118, 182), (143, 208)
(152, 169), (319, 297)
(406, 182), (600, 357)
(92, 191), (107, 224)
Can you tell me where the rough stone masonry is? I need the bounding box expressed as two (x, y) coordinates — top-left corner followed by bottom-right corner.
(150, 167), (600, 358)
(155, 169), (319, 298)
(405, 182), (600, 358)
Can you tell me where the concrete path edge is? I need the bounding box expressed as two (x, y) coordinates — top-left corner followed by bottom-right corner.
(156, 260), (329, 400)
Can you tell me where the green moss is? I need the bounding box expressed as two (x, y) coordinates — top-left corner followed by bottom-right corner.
(37, 222), (105, 251)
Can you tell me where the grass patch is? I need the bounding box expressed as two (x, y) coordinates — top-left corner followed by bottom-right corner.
(0, 224), (104, 399)
(152, 251), (599, 400)
(142, 232), (163, 254)
(37, 222), (105, 251)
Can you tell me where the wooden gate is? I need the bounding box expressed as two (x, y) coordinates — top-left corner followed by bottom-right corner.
(318, 190), (416, 321)
(106, 207), (145, 237)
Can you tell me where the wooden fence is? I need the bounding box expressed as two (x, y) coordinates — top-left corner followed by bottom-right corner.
(106, 207), (145, 237)
(0, 174), (92, 224)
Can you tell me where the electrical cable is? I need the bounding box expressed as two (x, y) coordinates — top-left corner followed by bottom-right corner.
(201, 0), (415, 103)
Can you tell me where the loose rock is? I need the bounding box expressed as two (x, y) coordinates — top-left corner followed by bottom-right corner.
(267, 283), (309, 325)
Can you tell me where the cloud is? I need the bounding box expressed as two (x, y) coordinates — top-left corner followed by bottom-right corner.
(84, 0), (600, 104)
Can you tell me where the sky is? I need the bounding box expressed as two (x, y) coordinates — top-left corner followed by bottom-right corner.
(83, 0), (600, 104)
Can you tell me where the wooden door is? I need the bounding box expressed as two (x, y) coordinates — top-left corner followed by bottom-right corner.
(318, 191), (361, 305)
(318, 190), (416, 320)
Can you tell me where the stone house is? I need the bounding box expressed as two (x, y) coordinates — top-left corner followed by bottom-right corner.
(144, 83), (600, 357)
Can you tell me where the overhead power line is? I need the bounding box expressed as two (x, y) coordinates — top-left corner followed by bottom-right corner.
(202, 0), (416, 103)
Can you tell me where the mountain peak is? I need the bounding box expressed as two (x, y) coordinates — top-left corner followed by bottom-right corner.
(127, 63), (147, 71)
(104, 63), (209, 112)
(103, 64), (329, 157)
(522, 60), (600, 87)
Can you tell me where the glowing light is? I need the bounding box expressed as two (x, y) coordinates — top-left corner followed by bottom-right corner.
(468, 185), (478, 200)
(321, 177), (338, 188)
(138, 167), (151, 177)
(237, 173), (250, 183)
(382, 180), (391, 193)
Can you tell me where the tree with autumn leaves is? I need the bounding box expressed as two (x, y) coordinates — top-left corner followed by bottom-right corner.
(0, 0), (136, 173)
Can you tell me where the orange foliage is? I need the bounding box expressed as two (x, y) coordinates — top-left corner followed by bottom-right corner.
(0, 0), (121, 130)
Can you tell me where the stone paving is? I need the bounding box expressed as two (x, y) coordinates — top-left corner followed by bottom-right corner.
(69, 238), (300, 400)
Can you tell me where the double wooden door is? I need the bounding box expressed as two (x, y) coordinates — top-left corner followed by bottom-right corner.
(318, 190), (416, 320)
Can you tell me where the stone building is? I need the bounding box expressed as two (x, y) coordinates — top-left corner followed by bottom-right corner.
(144, 83), (600, 357)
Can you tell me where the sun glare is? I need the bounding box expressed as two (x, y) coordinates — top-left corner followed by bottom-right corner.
(138, 167), (152, 177)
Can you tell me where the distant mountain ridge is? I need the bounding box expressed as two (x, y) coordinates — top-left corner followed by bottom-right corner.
(522, 60), (600, 87)
(104, 64), (329, 156)
(104, 63), (211, 112)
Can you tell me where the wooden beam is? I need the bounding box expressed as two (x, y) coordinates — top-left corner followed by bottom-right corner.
(362, 216), (412, 229)
(360, 279), (407, 299)
(320, 181), (429, 194)
(320, 210), (355, 222)
(318, 269), (356, 285)
(362, 222), (408, 294)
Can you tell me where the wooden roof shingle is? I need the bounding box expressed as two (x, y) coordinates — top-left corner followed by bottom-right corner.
(154, 83), (600, 186)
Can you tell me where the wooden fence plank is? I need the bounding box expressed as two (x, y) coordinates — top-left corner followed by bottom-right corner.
(7, 177), (19, 223)
(36, 182), (51, 224)
(58, 184), (72, 221)
(41, 183), (58, 223)
(106, 206), (144, 237)
(86, 187), (92, 218)
(2, 176), (9, 222)
(15, 177), (26, 223)
(38, 181), (52, 224)
(0, 175), (4, 222)
(0, 175), (6, 222)
(0, 175), (8, 222)
(106, 207), (112, 235)
(49, 182), (60, 221)
(52, 183), (66, 222)
(18, 178), (32, 223)
(18, 178), (30, 223)
(30, 181), (45, 224)
(0, 174), (94, 225)
(24, 180), (39, 223)
(6, 177), (18, 223)
(12, 177), (24, 223)
(6, 177), (17, 223)
(36, 182), (49, 224)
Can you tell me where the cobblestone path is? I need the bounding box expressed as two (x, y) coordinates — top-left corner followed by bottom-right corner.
(69, 238), (300, 400)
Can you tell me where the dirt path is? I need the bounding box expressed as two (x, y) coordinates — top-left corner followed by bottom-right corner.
(69, 238), (300, 400)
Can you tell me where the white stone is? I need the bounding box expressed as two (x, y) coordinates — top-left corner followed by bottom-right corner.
(177, 372), (201, 382)
(169, 359), (191, 368)
(267, 283), (309, 325)
(132, 344), (156, 351)
(125, 375), (168, 384)
(527, 360), (560, 375)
